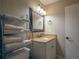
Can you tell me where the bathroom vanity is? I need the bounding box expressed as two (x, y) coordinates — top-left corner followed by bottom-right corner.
(31, 35), (57, 59)
(29, 8), (57, 59)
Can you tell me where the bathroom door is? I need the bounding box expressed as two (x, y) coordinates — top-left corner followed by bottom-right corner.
(65, 3), (79, 59)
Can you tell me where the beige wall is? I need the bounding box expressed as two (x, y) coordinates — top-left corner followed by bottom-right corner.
(2, 0), (42, 18)
(45, 1), (65, 57)
(45, 0), (79, 58)
(0, 0), (3, 14)
(1, 0), (79, 58)
(45, 0), (79, 15)
(0, 0), (1, 13)
(45, 1), (64, 15)
(45, 14), (65, 57)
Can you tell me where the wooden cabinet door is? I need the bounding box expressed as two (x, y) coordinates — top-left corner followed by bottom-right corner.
(32, 42), (46, 59)
(51, 40), (56, 59)
(32, 39), (56, 59)
(46, 40), (56, 59)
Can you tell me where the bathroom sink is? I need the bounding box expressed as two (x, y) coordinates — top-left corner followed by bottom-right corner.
(32, 34), (57, 43)
(32, 37), (49, 42)
(39, 37), (49, 42)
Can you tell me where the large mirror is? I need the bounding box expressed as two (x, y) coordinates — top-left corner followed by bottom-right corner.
(29, 8), (44, 32)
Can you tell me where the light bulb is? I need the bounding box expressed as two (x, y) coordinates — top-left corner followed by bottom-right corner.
(40, 9), (43, 14)
(36, 5), (46, 15)
(37, 6), (41, 11)
(43, 11), (46, 15)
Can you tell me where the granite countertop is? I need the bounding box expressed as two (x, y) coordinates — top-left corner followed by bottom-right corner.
(32, 34), (57, 43)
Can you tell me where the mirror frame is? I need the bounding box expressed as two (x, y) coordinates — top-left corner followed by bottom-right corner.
(29, 8), (44, 32)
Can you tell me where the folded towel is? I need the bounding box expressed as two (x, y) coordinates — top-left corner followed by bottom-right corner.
(23, 40), (31, 44)
(5, 24), (23, 30)
(4, 29), (21, 35)
(6, 47), (30, 59)
(23, 40), (32, 46)
(5, 42), (24, 54)
(4, 37), (22, 44)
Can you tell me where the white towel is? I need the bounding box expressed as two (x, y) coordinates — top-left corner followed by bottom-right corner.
(6, 47), (30, 59)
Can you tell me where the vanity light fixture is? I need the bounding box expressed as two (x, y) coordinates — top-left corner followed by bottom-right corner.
(36, 4), (46, 15)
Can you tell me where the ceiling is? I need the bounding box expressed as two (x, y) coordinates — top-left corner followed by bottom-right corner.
(40, 0), (60, 5)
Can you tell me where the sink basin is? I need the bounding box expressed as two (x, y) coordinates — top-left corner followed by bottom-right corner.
(32, 35), (57, 43)
(41, 37), (48, 40)
(40, 38), (49, 42)
(35, 37), (49, 42)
